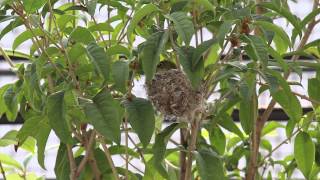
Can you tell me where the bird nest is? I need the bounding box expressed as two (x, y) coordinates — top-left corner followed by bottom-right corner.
(146, 69), (203, 119)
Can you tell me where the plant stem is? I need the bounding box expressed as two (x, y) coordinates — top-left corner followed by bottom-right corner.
(179, 127), (188, 180)
(76, 131), (97, 176)
(66, 145), (77, 180)
(259, 128), (301, 165)
(0, 47), (14, 68)
(184, 116), (201, 180)
(101, 143), (120, 180)
(0, 161), (6, 180)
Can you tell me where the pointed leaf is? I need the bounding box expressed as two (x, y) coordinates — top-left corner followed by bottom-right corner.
(87, 42), (111, 80)
(141, 31), (169, 81)
(166, 12), (194, 46)
(70, 26), (95, 45)
(196, 150), (226, 180)
(127, 4), (158, 42)
(192, 38), (217, 69)
(177, 46), (204, 89)
(294, 131), (315, 179)
(47, 91), (73, 144)
(153, 123), (186, 178)
(84, 90), (124, 144)
(23, 0), (47, 13)
(112, 60), (129, 93)
(124, 97), (155, 148)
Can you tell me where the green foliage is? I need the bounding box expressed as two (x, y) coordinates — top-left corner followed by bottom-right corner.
(124, 97), (155, 148)
(294, 131), (315, 179)
(0, 0), (319, 179)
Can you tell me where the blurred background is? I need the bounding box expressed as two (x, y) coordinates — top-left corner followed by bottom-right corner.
(0, 0), (319, 179)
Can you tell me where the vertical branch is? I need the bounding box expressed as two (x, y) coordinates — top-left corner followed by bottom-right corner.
(184, 113), (202, 180)
(66, 145), (77, 180)
(179, 127), (188, 180)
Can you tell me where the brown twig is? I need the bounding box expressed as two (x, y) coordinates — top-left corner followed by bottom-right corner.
(101, 142), (120, 180)
(76, 131), (97, 176)
(259, 128), (301, 165)
(66, 145), (77, 180)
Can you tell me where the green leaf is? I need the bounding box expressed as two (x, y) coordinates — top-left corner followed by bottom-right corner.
(192, 38), (217, 69)
(239, 73), (257, 135)
(86, 0), (97, 16)
(0, 85), (10, 118)
(303, 39), (320, 50)
(111, 60), (129, 93)
(86, 42), (111, 81)
(264, 70), (302, 129)
(209, 126), (226, 155)
(261, 121), (284, 136)
(166, 12), (194, 46)
(106, 44), (130, 57)
(3, 85), (18, 121)
(196, 150), (226, 180)
(217, 20), (233, 47)
(254, 21), (291, 49)
(13, 28), (44, 50)
(0, 153), (23, 170)
(177, 46), (204, 89)
(89, 22), (114, 32)
(141, 31), (169, 81)
(241, 35), (269, 67)
(0, 18), (23, 40)
(127, 4), (158, 42)
(54, 143), (70, 180)
(47, 91), (73, 144)
(69, 26), (95, 45)
(153, 123), (186, 178)
(217, 113), (244, 139)
(308, 78), (320, 108)
(124, 97), (155, 148)
(0, 130), (17, 147)
(195, 0), (215, 12)
(259, 2), (301, 33)
(239, 97), (256, 135)
(294, 131), (315, 179)
(23, 0), (47, 13)
(17, 115), (50, 169)
(84, 90), (124, 144)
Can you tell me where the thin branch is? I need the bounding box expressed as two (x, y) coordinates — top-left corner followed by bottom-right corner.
(259, 128), (300, 165)
(292, 91), (320, 105)
(101, 142), (120, 180)
(0, 161), (7, 180)
(76, 131), (97, 176)
(128, 134), (146, 163)
(0, 47), (14, 68)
